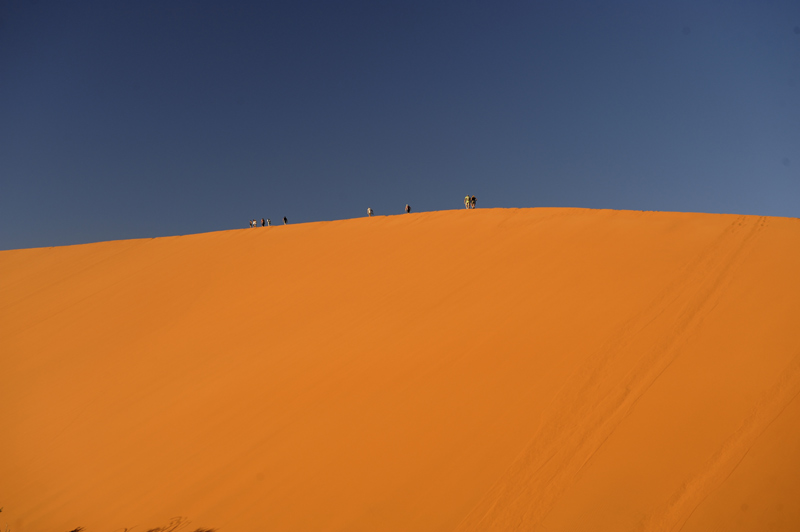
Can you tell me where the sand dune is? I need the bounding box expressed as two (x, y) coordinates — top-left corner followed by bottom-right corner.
(2, 208), (799, 532)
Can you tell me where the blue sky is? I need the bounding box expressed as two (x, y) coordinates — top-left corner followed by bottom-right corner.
(1, 0), (799, 249)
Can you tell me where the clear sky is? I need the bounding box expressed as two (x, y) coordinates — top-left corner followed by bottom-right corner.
(2, 0), (799, 249)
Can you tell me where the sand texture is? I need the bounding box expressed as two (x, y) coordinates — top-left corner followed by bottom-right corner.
(2, 208), (800, 531)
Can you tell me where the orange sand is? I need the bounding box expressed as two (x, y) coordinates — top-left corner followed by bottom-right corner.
(2, 208), (799, 532)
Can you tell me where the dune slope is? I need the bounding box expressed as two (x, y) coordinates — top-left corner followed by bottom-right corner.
(2, 208), (800, 532)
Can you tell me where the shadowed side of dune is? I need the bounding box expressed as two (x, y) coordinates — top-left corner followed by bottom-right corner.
(1, 208), (799, 532)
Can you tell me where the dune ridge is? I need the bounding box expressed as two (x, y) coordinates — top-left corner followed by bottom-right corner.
(2, 208), (799, 531)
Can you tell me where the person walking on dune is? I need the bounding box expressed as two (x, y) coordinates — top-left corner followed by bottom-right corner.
(367, 207), (373, 217)
(267, 218), (271, 226)
(465, 195), (471, 209)
(405, 204), (411, 214)
(470, 195), (477, 209)
(283, 216), (288, 225)
(261, 218), (265, 227)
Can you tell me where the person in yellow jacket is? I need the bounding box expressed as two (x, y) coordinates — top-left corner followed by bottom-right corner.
(464, 195), (471, 209)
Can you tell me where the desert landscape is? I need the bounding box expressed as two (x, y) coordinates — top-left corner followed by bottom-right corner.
(2, 207), (799, 532)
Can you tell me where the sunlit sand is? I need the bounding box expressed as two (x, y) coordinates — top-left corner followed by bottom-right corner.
(2, 208), (799, 531)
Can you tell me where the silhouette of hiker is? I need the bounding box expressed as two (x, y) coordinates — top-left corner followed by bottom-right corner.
(470, 196), (476, 209)
(367, 207), (373, 217)
(405, 204), (411, 214)
(261, 218), (265, 227)
(465, 195), (471, 209)
(283, 216), (288, 225)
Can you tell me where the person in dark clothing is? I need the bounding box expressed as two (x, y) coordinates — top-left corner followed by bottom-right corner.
(283, 216), (288, 225)
(405, 204), (411, 213)
(470, 196), (477, 209)
(261, 218), (265, 227)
